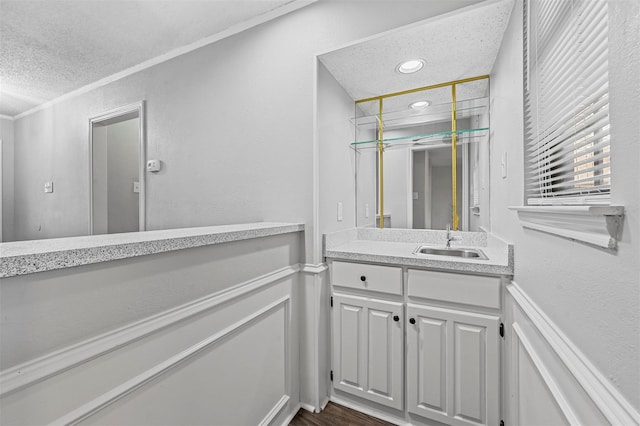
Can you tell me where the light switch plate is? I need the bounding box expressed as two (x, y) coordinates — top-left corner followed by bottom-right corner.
(44, 181), (53, 193)
(337, 202), (343, 222)
(133, 181), (140, 193)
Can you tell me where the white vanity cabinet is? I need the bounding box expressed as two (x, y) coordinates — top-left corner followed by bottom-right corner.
(406, 269), (501, 426)
(331, 293), (404, 410)
(329, 260), (504, 426)
(330, 261), (404, 410)
(406, 304), (500, 426)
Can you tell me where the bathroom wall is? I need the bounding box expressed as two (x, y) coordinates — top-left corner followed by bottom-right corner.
(317, 62), (357, 240)
(1, 117), (14, 242)
(490, 0), (640, 413)
(8, 0), (484, 263)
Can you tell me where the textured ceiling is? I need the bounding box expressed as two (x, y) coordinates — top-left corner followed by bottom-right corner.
(0, 0), (300, 117)
(319, 0), (514, 117)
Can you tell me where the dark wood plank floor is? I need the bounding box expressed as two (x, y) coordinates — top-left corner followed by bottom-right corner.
(289, 402), (395, 426)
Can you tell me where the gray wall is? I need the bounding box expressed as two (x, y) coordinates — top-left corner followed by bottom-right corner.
(1, 117), (14, 242)
(490, 0), (640, 408)
(7, 1), (485, 263)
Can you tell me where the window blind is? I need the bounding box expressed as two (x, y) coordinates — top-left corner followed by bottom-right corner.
(524, 0), (610, 205)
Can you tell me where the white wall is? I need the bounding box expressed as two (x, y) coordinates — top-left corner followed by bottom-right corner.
(1, 117), (14, 242)
(490, 0), (640, 411)
(318, 62), (357, 237)
(9, 0), (485, 262)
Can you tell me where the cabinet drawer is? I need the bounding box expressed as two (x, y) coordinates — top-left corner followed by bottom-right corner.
(331, 261), (403, 296)
(407, 269), (500, 309)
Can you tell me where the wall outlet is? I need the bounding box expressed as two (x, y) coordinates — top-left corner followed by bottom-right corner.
(337, 202), (343, 222)
(44, 181), (53, 193)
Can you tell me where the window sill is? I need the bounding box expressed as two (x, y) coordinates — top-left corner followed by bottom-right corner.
(508, 205), (624, 249)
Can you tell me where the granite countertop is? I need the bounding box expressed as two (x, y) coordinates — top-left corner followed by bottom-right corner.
(0, 222), (304, 278)
(324, 227), (513, 276)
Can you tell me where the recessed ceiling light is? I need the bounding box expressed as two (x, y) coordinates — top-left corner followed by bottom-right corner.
(396, 59), (425, 74)
(410, 100), (431, 109)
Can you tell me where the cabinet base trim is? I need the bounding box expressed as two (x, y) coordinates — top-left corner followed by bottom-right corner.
(330, 395), (405, 426)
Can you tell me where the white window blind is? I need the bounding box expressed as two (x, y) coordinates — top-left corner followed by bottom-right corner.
(524, 0), (610, 205)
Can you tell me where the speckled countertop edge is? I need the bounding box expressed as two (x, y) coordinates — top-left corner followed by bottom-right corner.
(1, 222), (304, 278)
(324, 228), (514, 276)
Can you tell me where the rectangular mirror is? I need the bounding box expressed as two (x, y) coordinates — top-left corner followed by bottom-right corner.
(353, 78), (490, 231)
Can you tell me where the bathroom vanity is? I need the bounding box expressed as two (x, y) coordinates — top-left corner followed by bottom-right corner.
(324, 227), (513, 426)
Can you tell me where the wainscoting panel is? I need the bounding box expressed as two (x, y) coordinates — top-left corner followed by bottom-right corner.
(1, 269), (298, 425)
(506, 283), (639, 426)
(77, 298), (289, 425)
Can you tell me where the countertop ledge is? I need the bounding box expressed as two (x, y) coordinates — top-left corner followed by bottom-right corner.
(0, 222), (304, 278)
(324, 228), (513, 276)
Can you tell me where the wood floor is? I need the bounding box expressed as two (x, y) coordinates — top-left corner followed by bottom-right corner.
(289, 402), (394, 426)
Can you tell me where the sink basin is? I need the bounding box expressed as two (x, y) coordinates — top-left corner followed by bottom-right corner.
(413, 245), (488, 260)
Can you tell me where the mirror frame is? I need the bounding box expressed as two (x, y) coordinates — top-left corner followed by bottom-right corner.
(88, 101), (146, 235)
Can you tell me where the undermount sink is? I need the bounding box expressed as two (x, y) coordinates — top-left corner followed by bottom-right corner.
(413, 245), (488, 260)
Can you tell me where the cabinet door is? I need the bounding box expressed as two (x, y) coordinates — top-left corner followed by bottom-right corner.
(407, 304), (500, 426)
(332, 293), (403, 410)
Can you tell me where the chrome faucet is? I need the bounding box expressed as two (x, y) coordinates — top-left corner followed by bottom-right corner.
(445, 223), (457, 248)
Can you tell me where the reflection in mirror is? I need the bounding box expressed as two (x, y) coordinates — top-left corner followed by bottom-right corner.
(353, 78), (490, 231)
(90, 103), (145, 235)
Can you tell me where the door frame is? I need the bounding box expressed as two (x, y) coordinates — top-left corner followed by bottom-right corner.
(88, 101), (146, 235)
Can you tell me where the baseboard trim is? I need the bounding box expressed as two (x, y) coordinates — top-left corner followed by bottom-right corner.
(278, 402), (302, 426)
(330, 395), (404, 426)
(299, 402), (316, 413)
(508, 282), (640, 425)
(260, 394), (291, 426)
(0, 265), (299, 397)
(51, 297), (290, 424)
(320, 396), (330, 411)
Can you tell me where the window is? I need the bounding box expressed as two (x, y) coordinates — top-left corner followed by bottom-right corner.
(524, 0), (610, 205)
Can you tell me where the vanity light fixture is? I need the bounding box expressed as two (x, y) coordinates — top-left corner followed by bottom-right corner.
(396, 59), (425, 74)
(409, 100), (431, 109)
